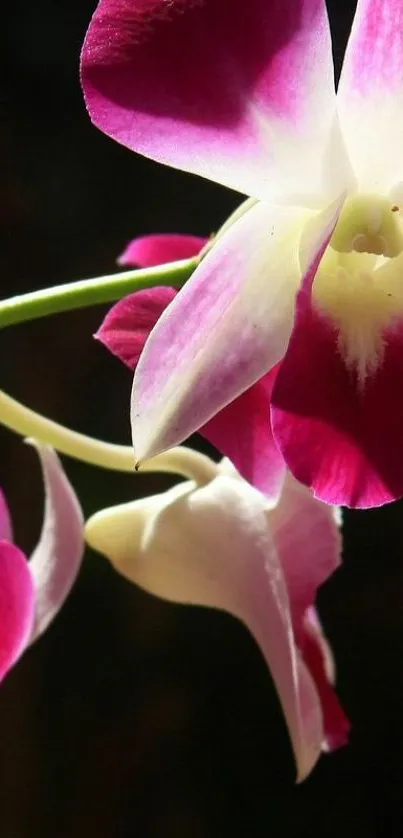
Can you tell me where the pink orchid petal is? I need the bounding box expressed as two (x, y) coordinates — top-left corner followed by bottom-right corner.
(202, 366), (286, 502)
(337, 0), (403, 191)
(96, 286), (177, 369)
(81, 0), (339, 202)
(301, 609), (350, 751)
(271, 294), (403, 508)
(118, 233), (207, 267)
(269, 473), (341, 629)
(268, 475), (349, 750)
(27, 442), (84, 642)
(85, 475), (324, 780)
(0, 489), (13, 542)
(0, 541), (35, 681)
(131, 198), (341, 463)
(99, 282), (285, 498)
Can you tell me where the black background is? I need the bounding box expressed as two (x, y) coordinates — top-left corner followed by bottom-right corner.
(1, 1), (403, 835)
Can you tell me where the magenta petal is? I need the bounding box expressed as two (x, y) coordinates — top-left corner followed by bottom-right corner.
(81, 0), (336, 201)
(118, 233), (207, 267)
(0, 489), (13, 542)
(96, 286), (177, 369)
(202, 366), (286, 501)
(0, 541), (35, 681)
(272, 300), (403, 508)
(301, 609), (350, 751)
(269, 474), (341, 628)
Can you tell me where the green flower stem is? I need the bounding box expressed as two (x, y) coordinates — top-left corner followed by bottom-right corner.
(0, 258), (198, 329)
(0, 388), (216, 485)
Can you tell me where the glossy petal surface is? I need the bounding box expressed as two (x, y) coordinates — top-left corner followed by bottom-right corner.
(81, 0), (338, 202)
(85, 475), (324, 781)
(131, 199), (340, 463)
(118, 233), (206, 267)
(27, 443), (84, 642)
(271, 299), (403, 507)
(337, 0), (403, 192)
(0, 541), (35, 681)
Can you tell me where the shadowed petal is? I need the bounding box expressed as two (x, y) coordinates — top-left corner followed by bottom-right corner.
(96, 287), (177, 369)
(81, 0), (340, 202)
(0, 490), (13, 542)
(301, 608), (350, 751)
(337, 0), (403, 192)
(202, 366), (286, 501)
(269, 474), (349, 749)
(269, 473), (341, 628)
(0, 541), (35, 681)
(85, 476), (324, 780)
(27, 443), (85, 642)
(131, 198), (341, 463)
(118, 233), (207, 267)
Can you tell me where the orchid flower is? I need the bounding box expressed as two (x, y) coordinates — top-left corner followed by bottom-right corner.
(0, 441), (84, 682)
(85, 452), (349, 782)
(97, 232), (286, 500)
(81, 0), (403, 509)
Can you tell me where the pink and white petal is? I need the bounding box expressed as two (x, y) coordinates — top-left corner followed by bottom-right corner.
(131, 198), (341, 464)
(301, 609), (350, 751)
(0, 489), (13, 542)
(27, 442), (85, 643)
(269, 472), (342, 630)
(96, 286), (176, 369)
(118, 233), (207, 267)
(201, 366), (286, 502)
(85, 475), (323, 781)
(337, 0), (403, 192)
(81, 0), (339, 203)
(0, 541), (35, 681)
(271, 297), (403, 508)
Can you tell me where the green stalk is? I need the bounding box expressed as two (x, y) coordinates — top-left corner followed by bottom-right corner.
(0, 388), (216, 485)
(0, 258), (197, 328)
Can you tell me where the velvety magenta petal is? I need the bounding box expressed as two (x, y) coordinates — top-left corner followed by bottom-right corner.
(301, 609), (350, 751)
(131, 199), (341, 463)
(0, 541), (35, 681)
(202, 366), (286, 502)
(337, 0), (403, 191)
(271, 297), (403, 508)
(269, 473), (341, 630)
(85, 475), (324, 780)
(118, 233), (207, 267)
(81, 0), (339, 202)
(96, 287), (177, 369)
(0, 489), (13, 542)
(27, 443), (85, 642)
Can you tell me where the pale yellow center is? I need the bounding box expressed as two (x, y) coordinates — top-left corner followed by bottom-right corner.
(312, 194), (403, 385)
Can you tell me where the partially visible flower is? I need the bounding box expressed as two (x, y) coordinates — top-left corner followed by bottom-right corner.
(0, 441), (84, 682)
(82, 0), (403, 509)
(117, 232), (207, 268)
(97, 233), (286, 502)
(85, 453), (349, 781)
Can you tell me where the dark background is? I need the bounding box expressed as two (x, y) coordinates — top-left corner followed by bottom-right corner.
(1, 1), (403, 835)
